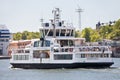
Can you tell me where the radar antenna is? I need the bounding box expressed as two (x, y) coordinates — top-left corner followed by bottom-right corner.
(52, 8), (61, 38)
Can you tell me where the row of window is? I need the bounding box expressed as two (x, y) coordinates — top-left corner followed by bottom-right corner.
(80, 54), (109, 58)
(41, 29), (74, 37)
(0, 29), (9, 32)
(16, 50), (30, 53)
(13, 55), (29, 60)
(78, 47), (109, 52)
(33, 50), (50, 58)
(34, 40), (50, 47)
(13, 54), (110, 61)
(0, 33), (10, 34)
(43, 22), (62, 27)
(0, 39), (9, 42)
(54, 48), (73, 52)
(54, 54), (73, 60)
(0, 36), (10, 38)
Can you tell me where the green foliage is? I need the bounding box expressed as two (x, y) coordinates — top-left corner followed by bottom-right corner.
(13, 32), (22, 40)
(99, 25), (113, 39)
(13, 31), (40, 40)
(90, 30), (100, 42)
(114, 19), (120, 29)
(75, 30), (81, 37)
(22, 31), (29, 40)
(81, 28), (100, 42)
(99, 19), (120, 40)
(81, 28), (91, 42)
(109, 30), (120, 39)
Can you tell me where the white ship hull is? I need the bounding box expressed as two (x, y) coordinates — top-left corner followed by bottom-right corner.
(10, 56), (114, 69)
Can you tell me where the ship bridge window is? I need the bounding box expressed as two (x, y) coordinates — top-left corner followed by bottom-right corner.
(66, 29), (71, 36)
(54, 54), (73, 60)
(34, 41), (40, 47)
(60, 40), (68, 47)
(56, 29), (59, 36)
(60, 40), (74, 47)
(45, 40), (50, 47)
(60, 29), (65, 36)
(71, 30), (73, 36)
(59, 22), (62, 26)
(45, 30), (49, 36)
(45, 23), (49, 27)
(48, 30), (53, 36)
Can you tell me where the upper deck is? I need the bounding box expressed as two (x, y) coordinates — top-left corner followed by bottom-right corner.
(39, 8), (75, 39)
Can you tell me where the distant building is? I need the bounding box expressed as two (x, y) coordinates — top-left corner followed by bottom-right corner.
(110, 42), (120, 57)
(8, 40), (31, 56)
(0, 25), (12, 56)
(96, 21), (115, 30)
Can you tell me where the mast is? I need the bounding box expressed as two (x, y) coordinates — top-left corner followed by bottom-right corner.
(40, 18), (45, 47)
(40, 18), (44, 27)
(52, 8), (61, 38)
(76, 7), (83, 32)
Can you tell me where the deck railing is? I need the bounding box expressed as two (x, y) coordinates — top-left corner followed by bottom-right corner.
(12, 49), (30, 54)
(54, 46), (111, 53)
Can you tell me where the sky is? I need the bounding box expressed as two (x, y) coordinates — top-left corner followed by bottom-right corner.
(0, 0), (120, 33)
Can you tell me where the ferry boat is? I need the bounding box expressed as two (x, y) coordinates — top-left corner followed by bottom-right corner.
(10, 8), (114, 69)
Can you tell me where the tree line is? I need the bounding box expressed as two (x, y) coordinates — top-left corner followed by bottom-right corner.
(75, 19), (120, 42)
(13, 31), (40, 40)
(13, 19), (120, 42)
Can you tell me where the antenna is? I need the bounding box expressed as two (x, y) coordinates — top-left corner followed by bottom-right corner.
(40, 18), (44, 27)
(76, 7), (83, 32)
(52, 8), (61, 38)
(52, 8), (61, 23)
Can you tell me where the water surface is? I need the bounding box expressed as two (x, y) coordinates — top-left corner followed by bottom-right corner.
(0, 59), (120, 80)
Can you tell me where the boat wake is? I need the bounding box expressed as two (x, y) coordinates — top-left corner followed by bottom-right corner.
(9, 65), (22, 70)
(80, 67), (120, 74)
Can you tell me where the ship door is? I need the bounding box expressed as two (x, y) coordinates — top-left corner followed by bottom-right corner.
(40, 53), (45, 63)
(0, 48), (3, 55)
(39, 51), (50, 63)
